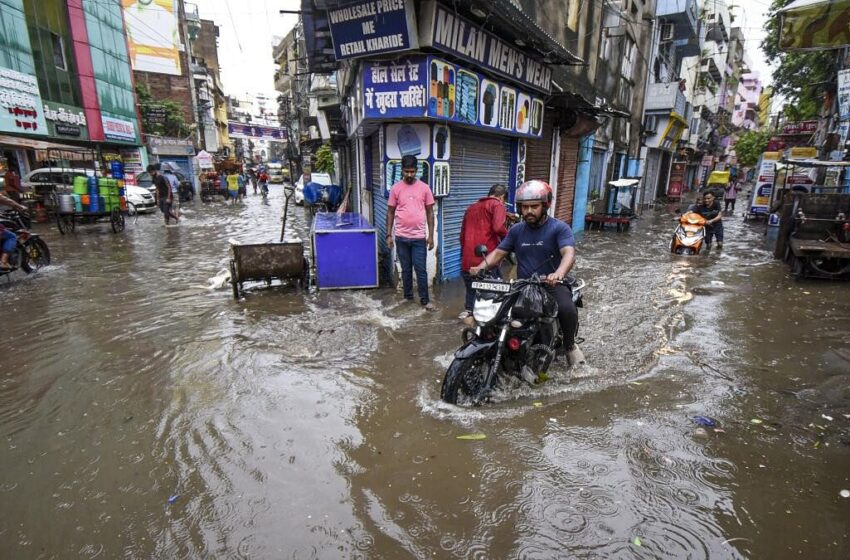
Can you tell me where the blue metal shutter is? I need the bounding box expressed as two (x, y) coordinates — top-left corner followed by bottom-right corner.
(371, 131), (387, 248)
(440, 129), (512, 281)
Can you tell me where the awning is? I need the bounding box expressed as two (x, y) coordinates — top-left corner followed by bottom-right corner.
(477, 0), (584, 65)
(780, 158), (850, 167)
(0, 134), (83, 151)
(778, 0), (850, 51)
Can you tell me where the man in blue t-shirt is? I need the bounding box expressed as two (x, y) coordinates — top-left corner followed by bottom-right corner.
(470, 180), (583, 366)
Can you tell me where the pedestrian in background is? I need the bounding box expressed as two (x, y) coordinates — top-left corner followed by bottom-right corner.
(458, 183), (509, 320)
(3, 168), (22, 203)
(226, 170), (242, 205)
(150, 164), (178, 225)
(724, 179), (741, 213)
(386, 154), (436, 311)
(163, 164), (180, 218)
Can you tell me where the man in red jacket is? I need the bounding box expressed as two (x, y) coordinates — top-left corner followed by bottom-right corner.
(459, 184), (509, 319)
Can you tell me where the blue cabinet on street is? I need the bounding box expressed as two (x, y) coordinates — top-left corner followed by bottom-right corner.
(312, 212), (379, 289)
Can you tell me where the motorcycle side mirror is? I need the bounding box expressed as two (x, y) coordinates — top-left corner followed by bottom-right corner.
(474, 244), (488, 257)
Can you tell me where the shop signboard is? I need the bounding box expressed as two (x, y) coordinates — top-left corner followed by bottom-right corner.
(418, 1), (552, 94)
(227, 122), (287, 141)
(327, 0), (418, 60)
(781, 120), (817, 135)
(148, 136), (195, 156)
(0, 67), (47, 136)
(43, 102), (88, 140)
(362, 55), (545, 138)
(667, 161), (686, 198)
(102, 115), (136, 142)
(363, 58), (427, 118)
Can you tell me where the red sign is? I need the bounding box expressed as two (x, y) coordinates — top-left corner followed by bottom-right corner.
(667, 162), (686, 198)
(781, 120), (817, 135)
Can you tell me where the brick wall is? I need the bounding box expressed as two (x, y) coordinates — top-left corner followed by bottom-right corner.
(555, 136), (579, 225)
(135, 71), (195, 125)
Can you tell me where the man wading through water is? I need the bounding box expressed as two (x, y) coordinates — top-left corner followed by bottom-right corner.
(470, 180), (584, 372)
(386, 155), (436, 311)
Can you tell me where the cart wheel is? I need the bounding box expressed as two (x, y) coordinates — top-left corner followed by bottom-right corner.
(301, 257), (311, 290)
(126, 202), (138, 217)
(230, 261), (240, 299)
(111, 209), (125, 233)
(56, 214), (67, 235)
(57, 214), (74, 235)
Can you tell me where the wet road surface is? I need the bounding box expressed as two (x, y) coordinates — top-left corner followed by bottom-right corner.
(2, 188), (849, 558)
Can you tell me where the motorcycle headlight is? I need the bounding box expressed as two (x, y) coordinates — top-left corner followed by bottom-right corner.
(473, 298), (501, 324)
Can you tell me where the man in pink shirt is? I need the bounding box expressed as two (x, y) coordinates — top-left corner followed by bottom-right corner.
(387, 155), (436, 310)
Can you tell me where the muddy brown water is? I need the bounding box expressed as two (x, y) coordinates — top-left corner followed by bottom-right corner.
(1, 190), (849, 559)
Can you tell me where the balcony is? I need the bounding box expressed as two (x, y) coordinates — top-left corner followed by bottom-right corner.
(645, 82), (688, 116)
(699, 41), (724, 83)
(705, 0), (730, 42)
(275, 69), (294, 93)
(656, 0), (699, 39)
(693, 88), (719, 114)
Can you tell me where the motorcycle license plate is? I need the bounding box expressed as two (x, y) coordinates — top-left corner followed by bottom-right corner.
(472, 281), (510, 292)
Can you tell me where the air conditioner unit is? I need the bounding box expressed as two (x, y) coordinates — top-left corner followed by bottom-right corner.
(643, 116), (658, 134)
(660, 23), (675, 42)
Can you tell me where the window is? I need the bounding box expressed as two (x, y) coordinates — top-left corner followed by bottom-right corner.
(601, 32), (612, 61)
(621, 38), (635, 81)
(51, 33), (66, 70)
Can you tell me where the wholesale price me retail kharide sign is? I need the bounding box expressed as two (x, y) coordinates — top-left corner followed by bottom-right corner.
(327, 0), (419, 60)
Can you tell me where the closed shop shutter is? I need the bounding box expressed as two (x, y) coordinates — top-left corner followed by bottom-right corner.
(440, 128), (512, 281)
(555, 135), (579, 224)
(371, 132), (388, 249)
(524, 112), (554, 183)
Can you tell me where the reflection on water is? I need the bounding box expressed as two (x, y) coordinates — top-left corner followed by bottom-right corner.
(2, 194), (849, 558)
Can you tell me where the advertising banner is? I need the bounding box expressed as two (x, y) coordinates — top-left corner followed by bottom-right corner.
(148, 136), (195, 156)
(122, 0), (181, 75)
(327, 0), (418, 60)
(227, 122), (288, 141)
(781, 120), (817, 135)
(0, 67), (47, 136)
(362, 55), (545, 138)
(838, 69), (850, 121)
(750, 155), (777, 215)
(419, 2), (552, 94)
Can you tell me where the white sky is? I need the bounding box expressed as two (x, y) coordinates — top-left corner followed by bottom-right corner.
(194, 0), (300, 101)
(195, 0), (776, 101)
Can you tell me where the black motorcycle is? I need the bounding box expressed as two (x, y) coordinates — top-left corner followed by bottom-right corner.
(0, 209), (50, 276)
(441, 254), (585, 406)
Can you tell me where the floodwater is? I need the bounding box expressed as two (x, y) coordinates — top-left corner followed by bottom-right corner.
(2, 188), (849, 559)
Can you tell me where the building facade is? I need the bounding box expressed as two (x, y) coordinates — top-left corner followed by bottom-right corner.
(0, 0), (144, 183)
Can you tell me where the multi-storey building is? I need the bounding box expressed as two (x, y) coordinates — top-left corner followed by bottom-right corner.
(640, 0), (701, 201)
(0, 0), (144, 182)
(732, 73), (764, 132)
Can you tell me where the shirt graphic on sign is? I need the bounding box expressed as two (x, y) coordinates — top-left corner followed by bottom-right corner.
(388, 179), (434, 239)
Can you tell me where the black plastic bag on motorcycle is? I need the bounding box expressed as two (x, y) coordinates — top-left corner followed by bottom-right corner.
(511, 278), (558, 320)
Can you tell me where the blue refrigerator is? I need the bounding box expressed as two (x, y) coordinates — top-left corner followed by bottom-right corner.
(312, 212), (379, 289)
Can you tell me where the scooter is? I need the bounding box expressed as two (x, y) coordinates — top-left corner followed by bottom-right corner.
(670, 211), (707, 255)
(0, 209), (51, 274)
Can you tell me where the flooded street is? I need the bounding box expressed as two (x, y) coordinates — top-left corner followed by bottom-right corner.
(2, 188), (849, 559)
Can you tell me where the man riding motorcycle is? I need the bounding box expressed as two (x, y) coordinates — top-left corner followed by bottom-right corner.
(469, 180), (584, 370)
(0, 193), (26, 270)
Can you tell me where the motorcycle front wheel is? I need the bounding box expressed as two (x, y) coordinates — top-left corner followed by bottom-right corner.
(24, 238), (50, 270)
(441, 354), (492, 405)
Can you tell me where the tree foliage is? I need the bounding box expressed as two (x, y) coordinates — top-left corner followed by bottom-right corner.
(734, 130), (771, 166)
(761, 0), (836, 121)
(135, 84), (193, 138)
(314, 143), (335, 175)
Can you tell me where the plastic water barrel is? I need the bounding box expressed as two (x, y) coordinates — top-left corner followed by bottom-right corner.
(73, 176), (88, 195)
(98, 196), (105, 212)
(71, 194), (82, 213)
(57, 194), (75, 214)
(87, 176), (98, 191)
(110, 161), (124, 179)
(118, 187), (125, 197)
(119, 196), (127, 211)
(88, 195), (99, 213)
